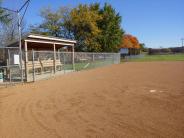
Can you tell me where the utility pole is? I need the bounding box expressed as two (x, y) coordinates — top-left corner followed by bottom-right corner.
(0, 0), (31, 82)
(18, 11), (23, 82)
(181, 38), (184, 47)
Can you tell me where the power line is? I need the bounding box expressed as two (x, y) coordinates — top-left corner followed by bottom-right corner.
(20, 0), (30, 25)
(18, 0), (30, 13)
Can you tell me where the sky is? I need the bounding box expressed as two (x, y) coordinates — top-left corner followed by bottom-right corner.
(2, 0), (184, 48)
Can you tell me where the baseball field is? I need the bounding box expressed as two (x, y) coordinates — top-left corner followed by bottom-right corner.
(0, 61), (184, 138)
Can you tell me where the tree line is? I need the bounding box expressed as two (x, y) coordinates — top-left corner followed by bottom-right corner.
(0, 1), (142, 53)
(30, 3), (124, 52)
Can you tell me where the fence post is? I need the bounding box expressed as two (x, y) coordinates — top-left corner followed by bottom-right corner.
(92, 53), (95, 61)
(32, 50), (35, 82)
(8, 49), (11, 83)
(119, 53), (121, 63)
(25, 41), (28, 82)
(53, 43), (56, 73)
(0, 70), (3, 83)
(58, 51), (60, 71)
(62, 53), (65, 74)
(72, 46), (75, 71)
(113, 53), (115, 64)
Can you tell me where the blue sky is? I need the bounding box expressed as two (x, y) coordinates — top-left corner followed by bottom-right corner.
(2, 0), (184, 48)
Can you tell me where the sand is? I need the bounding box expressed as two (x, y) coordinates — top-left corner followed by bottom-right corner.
(0, 62), (184, 138)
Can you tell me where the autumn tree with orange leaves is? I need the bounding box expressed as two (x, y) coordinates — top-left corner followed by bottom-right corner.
(120, 34), (140, 55)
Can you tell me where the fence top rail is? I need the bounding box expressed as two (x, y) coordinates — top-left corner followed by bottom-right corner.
(0, 47), (19, 49)
(75, 52), (120, 54)
(32, 50), (120, 55)
(33, 50), (56, 53)
(0, 65), (20, 68)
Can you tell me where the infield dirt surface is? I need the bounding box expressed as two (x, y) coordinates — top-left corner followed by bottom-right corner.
(0, 62), (184, 138)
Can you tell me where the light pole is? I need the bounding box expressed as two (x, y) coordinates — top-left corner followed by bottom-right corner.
(0, 0), (30, 82)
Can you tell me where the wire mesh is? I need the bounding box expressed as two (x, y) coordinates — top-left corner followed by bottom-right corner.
(0, 47), (22, 85)
(0, 49), (120, 83)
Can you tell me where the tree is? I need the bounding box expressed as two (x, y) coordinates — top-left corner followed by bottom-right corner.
(140, 43), (148, 52)
(0, 9), (9, 24)
(0, 0), (10, 25)
(120, 34), (140, 49)
(0, 12), (26, 47)
(140, 43), (145, 49)
(29, 3), (124, 52)
(0, 0), (11, 47)
(120, 34), (133, 48)
(98, 3), (124, 52)
(30, 6), (71, 38)
(120, 34), (141, 55)
(129, 35), (140, 49)
(68, 4), (102, 52)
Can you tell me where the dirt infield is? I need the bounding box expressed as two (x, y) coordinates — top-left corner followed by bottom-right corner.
(0, 62), (184, 138)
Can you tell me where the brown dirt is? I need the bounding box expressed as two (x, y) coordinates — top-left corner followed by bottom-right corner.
(0, 62), (184, 138)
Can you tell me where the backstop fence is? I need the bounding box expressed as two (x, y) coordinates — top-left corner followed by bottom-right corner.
(0, 47), (23, 86)
(0, 49), (120, 84)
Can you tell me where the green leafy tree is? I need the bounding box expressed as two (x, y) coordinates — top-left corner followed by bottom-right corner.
(0, 0), (12, 47)
(98, 3), (124, 52)
(0, 0), (10, 24)
(68, 4), (102, 52)
(140, 43), (148, 52)
(140, 43), (145, 49)
(0, 9), (9, 24)
(30, 6), (71, 38)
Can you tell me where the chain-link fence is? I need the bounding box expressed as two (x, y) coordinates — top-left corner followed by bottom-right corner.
(0, 49), (120, 84)
(74, 52), (120, 71)
(26, 51), (120, 82)
(0, 47), (23, 86)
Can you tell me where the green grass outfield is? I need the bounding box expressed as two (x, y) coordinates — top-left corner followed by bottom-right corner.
(64, 59), (114, 71)
(124, 54), (184, 62)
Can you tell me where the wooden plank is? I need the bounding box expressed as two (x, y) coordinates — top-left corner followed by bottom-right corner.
(25, 39), (75, 46)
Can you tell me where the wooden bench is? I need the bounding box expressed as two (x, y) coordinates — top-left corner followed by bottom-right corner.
(40, 59), (63, 72)
(40, 59), (53, 72)
(23, 59), (63, 73)
(22, 60), (42, 73)
(55, 59), (63, 70)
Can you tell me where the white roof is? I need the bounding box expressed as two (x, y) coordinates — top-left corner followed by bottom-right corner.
(27, 34), (77, 44)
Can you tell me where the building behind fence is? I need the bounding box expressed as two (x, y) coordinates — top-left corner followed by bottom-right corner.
(0, 48), (120, 84)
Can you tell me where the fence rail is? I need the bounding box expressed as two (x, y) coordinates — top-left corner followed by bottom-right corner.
(0, 49), (120, 84)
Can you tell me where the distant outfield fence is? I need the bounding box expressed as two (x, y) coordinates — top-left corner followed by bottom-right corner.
(0, 49), (120, 84)
(124, 54), (145, 60)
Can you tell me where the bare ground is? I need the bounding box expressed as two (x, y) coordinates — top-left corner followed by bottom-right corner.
(0, 62), (184, 138)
